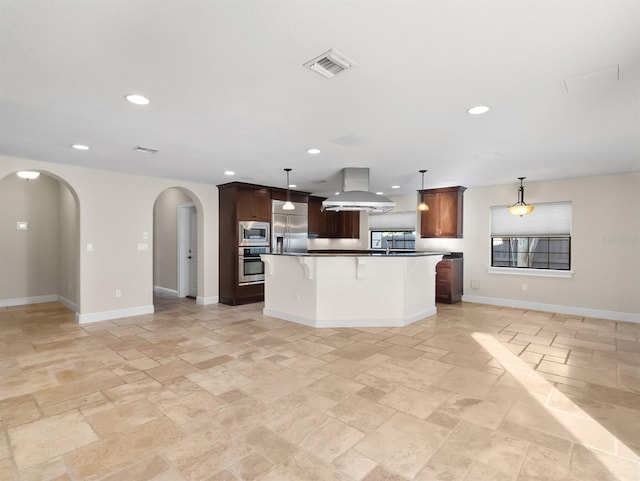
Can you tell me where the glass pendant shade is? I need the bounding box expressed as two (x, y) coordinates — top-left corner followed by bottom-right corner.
(416, 169), (429, 211)
(508, 177), (535, 217)
(508, 203), (535, 216)
(282, 168), (295, 210)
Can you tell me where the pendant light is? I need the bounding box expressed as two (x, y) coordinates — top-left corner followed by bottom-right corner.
(417, 169), (429, 211)
(282, 168), (295, 210)
(508, 177), (535, 217)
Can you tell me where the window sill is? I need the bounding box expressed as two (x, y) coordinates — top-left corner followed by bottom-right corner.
(487, 267), (574, 278)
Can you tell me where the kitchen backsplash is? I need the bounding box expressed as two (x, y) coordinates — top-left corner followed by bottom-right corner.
(416, 237), (465, 252)
(308, 238), (367, 250)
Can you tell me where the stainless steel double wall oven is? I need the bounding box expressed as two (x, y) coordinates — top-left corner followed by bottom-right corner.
(238, 221), (270, 285)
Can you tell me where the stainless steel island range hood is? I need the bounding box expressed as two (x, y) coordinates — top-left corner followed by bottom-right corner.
(322, 168), (396, 213)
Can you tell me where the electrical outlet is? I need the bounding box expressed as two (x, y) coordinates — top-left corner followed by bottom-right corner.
(522, 283), (527, 291)
(115, 289), (122, 297)
(470, 280), (480, 289)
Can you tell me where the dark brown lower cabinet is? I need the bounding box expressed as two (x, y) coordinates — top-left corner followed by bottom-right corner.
(436, 257), (463, 304)
(220, 283), (264, 306)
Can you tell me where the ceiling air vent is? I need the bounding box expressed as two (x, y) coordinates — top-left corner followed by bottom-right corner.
(133, 145), (159, 154)
(304, 49), (355, 79)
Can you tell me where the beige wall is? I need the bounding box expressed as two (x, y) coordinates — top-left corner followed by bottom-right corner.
(153, 188), (192, 292)
(58, 180), (79, 307)
(0, 173), (61, 300)
(391, 172), (640, 320)
(1, 155), (219, 322)
(1, 153), (636, 322)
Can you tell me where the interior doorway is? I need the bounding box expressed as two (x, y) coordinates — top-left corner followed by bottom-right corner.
(153, 188), (200, 304)
(177, 202), (197, 298)
(0, 171), (80, 313)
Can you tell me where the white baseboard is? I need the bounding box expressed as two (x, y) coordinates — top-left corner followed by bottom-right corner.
(153, 286), (178, 297)
(57, 295), (77, 312)
(76, 305), (155, 324)
(262, 307), (437, 328)
(196, 296), (219, 306)
(0, 294), (58, 307)
(462, 295), (640, 324)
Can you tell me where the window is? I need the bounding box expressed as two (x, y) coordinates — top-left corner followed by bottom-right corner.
(369, 211), (417, 250)
(490, 202), (571, 271)
(492, 237), (571, 270)
(371, 231), (415, 250)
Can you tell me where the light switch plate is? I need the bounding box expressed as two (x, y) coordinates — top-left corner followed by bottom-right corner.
(17, 221), (28, 230)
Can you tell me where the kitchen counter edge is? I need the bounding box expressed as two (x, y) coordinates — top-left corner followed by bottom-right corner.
(262, 251), (451, 257)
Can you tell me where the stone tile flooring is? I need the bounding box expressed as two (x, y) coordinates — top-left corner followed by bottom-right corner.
(1, 298), (639, 480)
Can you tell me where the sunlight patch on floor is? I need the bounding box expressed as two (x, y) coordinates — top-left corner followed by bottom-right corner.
(472, 332), (640, 481)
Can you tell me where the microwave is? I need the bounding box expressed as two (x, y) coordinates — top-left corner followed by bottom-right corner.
(238, 221), (270, 246)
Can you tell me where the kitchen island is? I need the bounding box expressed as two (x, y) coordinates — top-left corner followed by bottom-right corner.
(260, 252), (445, 328)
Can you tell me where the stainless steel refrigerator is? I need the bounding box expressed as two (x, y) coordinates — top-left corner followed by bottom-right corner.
(272, 200), (308, 254)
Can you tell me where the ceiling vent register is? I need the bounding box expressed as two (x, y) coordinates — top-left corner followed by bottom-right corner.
(133, 146), (159, 154)
(304, 49), (355, 79)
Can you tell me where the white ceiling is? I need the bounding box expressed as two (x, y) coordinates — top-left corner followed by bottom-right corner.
(1, 0), (639, 197)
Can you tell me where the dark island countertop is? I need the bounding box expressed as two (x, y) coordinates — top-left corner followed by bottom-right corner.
(264, 250), (462, 257)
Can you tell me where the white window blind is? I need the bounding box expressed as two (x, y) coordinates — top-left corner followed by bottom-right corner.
(368, 211), (417, 231)
(491, 202), (571, 236)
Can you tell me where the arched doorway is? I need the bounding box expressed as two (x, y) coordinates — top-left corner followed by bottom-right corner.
(153, 187), (201, 304)
(0, 170), (80, 313)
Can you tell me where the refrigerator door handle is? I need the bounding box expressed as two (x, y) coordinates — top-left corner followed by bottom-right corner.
(285, 215), (290, 252)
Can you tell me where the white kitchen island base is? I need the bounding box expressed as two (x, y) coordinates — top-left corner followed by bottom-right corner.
(261, 253), (444, 328)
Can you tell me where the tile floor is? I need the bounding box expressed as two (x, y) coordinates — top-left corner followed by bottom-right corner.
(1, 298), (639, 481)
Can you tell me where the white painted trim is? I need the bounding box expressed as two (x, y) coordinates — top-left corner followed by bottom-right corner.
(262, 307), (437, 328)
(76, 305), (154, 324)
(153, 285), (178, 297)
(57, 295), (77, 312)
(0, 294), (58, 307)
(196, 296), (219, 305)
(487, 267), (574, 278)
(462, 295), (640, 324)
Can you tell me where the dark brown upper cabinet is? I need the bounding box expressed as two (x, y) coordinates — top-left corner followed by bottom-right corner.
(419, 186), (466, 238)
(235, 185), (271, 221)
(270, 187), (309, 204)
(308, 196), (360, 239)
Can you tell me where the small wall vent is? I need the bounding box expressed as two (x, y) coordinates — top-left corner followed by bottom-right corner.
(304, 49), (355, 79)
(133, 145), (159, 154)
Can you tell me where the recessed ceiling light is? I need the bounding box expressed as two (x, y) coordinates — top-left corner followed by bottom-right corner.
(307, 148), (321, 154)
(376, 192), (384, 195)
(335, 192), (340, 196)
(289, 184), (296, 188)
(17, 171), (40, 180)
(224, 171), (235, 176)
(71, 144), (89, 150)
(467, 105), (490, 115)
(125, 94), (150, 105)
(391, 185), (400, 189)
